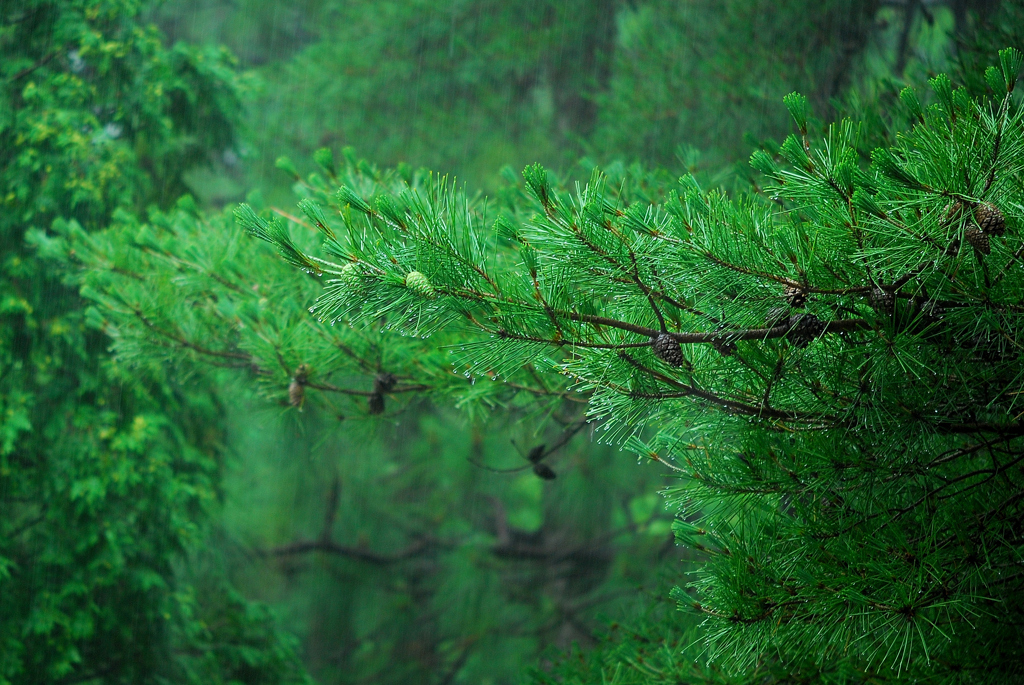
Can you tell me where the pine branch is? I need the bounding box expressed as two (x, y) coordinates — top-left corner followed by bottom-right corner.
(264, 539), (432, 565)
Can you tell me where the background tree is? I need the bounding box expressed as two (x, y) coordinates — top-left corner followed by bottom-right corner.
(148, 0), (965, 203)
(149, 0), (624, 204)
(592, 0), (884, 170)
(0, 2), (306, 682)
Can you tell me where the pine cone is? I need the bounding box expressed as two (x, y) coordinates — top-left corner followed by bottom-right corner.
(289, 364), (310, 409)
(868, 287), (895, 315)
(965, 227), (991, 255)
(766, 306), (789, 327)
(339, 262), (360, 283)
(288, 379), (306, 409)
(405, 270), (436, 298)
(368, 393), (385, 415)
(786, 313), (825, 348)
(941, 201), (964, 226)
(373, 373), (397, 394)
(784, 285), (807, 308)
(532, 463), (557, 480)
(526, 444), (546, 464)
(974, 202), (1006, 236)
(651, 332), (684, 367)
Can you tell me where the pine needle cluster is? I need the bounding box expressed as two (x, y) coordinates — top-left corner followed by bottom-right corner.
(225, 52), (1024, 680)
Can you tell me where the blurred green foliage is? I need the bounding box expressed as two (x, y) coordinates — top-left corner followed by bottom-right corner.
(219, 402), (684, 684)
(592, 0), (882, 169)
(0, 1), (305, 682)
(148, 0), (911, 201)
(151, 0), (1004, 202)
(153, 0), (625, 204)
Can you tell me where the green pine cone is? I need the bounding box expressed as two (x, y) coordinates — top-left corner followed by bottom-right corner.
(405, 270), (436, 298)
(340, 262), (359, 283)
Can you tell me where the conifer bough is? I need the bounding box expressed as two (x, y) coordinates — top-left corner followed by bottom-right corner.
(238, 51), (1024, 681)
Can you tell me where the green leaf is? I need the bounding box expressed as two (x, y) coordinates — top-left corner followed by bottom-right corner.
(870, 148), (922, 188)
(749, 149), (779, 176)
(899, 87), (923, 121)
(375, 194), (407, 229)
(985, 66), (1004, 94)
(780, 134), (810, 170)
(336, 186), (374, 215)
(783, 92), (809, 132)
(313, 147), (337, 177)
(494, 213), (521, 242)
(929, 73), (954, 114)
(297, 198), (334, 239)
(522, 163), (553, 208)
(999, 47), (1022, 93)
(275, 155), (300, 179)
(234, 204), (320, 273)
(852, 187), (884, 217)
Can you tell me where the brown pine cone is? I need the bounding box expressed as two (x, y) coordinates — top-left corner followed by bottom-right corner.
(784, 285), (807, 308)
(289, 364), (311, 409)
(974, 202), (1006, 236)
(942, 201), (964, 224)
(288, 379), (306, 409)
(965, 227), (991, 255)
(373, 373), (397, 393)
(786, 314), (826, 348)
(532, 463), (557, 480)
(651, 332), (684, 367)
(868, 287), (895, 315)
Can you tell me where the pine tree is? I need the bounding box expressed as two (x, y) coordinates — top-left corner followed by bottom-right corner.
(216, 52), (1024, 681)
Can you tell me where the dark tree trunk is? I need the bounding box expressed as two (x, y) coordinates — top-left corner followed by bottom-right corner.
(951, 0), (1002, 34)
(895, 0), (919, 75)
(815, 0), (883, 110)
(547, 0), (619, 139)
